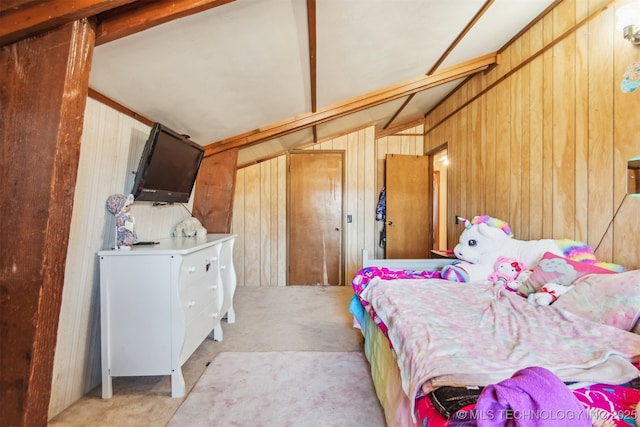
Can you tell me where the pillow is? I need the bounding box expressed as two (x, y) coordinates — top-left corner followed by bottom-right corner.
(522, 252), (617, 291)
(554, 270), (640, 331)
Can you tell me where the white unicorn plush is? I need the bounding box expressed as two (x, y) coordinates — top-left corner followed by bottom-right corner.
(440, 215), (610, 283)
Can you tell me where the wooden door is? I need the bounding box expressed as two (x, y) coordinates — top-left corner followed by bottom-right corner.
(288, 151), (344, 285)
(429, 146), (448, 251)
(385, 154), (430, 258)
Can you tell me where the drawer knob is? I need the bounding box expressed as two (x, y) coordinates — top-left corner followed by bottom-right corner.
(187, 301), (196, 308)
(187, 266), (196, 274)
(211, 312), (219, 318)
(220, 265), (227, 270)
(210, 257), (217, 262)
(210, 285), (218, 290)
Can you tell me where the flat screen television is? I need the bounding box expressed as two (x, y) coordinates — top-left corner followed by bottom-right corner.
(131, 122), (205, 204)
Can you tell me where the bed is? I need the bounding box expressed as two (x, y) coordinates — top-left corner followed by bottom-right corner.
(350, 250), (640, 427)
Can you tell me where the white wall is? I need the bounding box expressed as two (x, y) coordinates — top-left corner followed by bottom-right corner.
(49, 99), (194, 418)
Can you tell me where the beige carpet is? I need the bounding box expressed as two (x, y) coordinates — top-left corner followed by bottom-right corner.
(168, 351), (385, 427)
(48, 286), (373, 426)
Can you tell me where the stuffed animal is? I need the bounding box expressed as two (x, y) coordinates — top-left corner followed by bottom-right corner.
(488, 256), (526, 290)
(106, 193), (137, 248)
(515, 255), (579, 296)
(521, 253), (581, 305)
(440, 215), (612, 283)
(173, 217), (207, 238)
(527, 282), (574, 306)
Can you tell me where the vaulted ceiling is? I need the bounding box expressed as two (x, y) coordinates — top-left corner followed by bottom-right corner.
(2, 0), (558, 167)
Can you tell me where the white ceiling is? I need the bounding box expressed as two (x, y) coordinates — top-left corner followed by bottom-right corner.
(89, 0), (556, 166)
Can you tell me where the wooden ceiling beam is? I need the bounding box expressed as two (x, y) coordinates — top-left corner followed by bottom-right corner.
(384, 0), (494, 130)
(95, 0), (235, 46)
(0, 0), (135, 46)
(306, 0), (317, 113)
(204, 52), (498, 157)
(306, 0), (317, 144)
(0, 0), (235, 47)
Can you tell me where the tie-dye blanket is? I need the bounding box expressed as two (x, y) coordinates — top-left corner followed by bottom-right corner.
(349, 266), (442, 344)
(359, 277), (640, 421)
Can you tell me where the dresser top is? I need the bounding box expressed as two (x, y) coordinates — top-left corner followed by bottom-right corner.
(98, 234), (236, 256)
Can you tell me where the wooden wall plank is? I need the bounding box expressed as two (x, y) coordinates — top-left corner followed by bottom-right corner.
(588, 7), (615, 256)
(542, 12), (554, 238)
(277, 156), (287, 286)
(495, 80), (511, 221)
(459, 106), (470, 217)
(574, 0), (589, 243)
(469, 100), (481, 217)
(551, 11), (577, 239)
(260, 162), (271, 286)
(364, 126), (376, 266)
(269, 159), (278, 286)
(243, 165), (260, 286)
(355, 130), (366, 283)
(510, 65), (523, 238)
(484, 87), (497, 226)
(529, 21), (544, 239)
(520, 31), (532, 239)
(232, 168), (245, 288)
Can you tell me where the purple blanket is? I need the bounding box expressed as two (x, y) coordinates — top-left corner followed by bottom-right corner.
(455, 366), (592, 427)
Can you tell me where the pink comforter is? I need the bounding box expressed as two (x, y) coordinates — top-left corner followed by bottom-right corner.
(359, 277), (640, 421)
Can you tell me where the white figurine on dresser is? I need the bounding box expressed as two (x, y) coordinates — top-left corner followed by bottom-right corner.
(98, 234), (237, 399)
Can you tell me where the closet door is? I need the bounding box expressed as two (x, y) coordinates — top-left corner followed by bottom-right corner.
(288, 151), (344, 285)
(385, 154), (430, 258)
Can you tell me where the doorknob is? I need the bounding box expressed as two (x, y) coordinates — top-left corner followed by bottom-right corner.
(387, 221), (393, 226)
(335, 227), (340, 231)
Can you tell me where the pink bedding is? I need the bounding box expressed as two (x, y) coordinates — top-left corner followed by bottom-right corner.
(352, 267), (640, 427)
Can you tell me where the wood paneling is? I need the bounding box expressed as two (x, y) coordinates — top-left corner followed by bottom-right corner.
(424, 0), (640, 269)
(231, 125), (422, 286)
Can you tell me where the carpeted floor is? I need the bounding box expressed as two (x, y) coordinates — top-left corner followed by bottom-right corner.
(49, 285), (382, 426)
(168, 351), (385, 427)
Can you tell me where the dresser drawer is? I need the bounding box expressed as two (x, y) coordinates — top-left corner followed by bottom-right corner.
(179, 244), (221, 288)
(180, 300), (221, 364)
(181, 277), (221, 325)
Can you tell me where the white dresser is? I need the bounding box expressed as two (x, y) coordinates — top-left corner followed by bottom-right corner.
(98, 234), (237, 398)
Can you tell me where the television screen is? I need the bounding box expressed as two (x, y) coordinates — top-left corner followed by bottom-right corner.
(131, 122), (205, 203)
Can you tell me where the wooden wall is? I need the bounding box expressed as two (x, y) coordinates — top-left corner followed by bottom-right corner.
(231, 125), (425, 287)
(425, 0), (640, 270)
